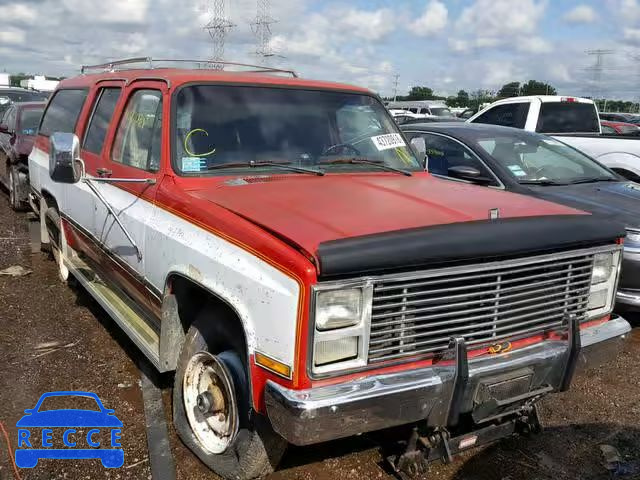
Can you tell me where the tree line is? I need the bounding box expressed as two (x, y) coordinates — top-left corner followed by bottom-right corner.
(385, 79), (639, 113)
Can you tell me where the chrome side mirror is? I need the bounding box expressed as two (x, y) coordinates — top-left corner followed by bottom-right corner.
(49, 132), (82, 184)
(410, 136), (428, 170)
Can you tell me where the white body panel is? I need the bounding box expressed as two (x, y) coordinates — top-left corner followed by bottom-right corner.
(555, 136), (640, 177)
(468, 96), (640, 178)
(29, 146), (301, 368)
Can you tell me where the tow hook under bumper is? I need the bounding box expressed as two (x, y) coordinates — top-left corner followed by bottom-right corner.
(388, 406), (542, 479)
(388, 315), (580, 478)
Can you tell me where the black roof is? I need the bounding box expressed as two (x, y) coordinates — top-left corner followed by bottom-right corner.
(400, 122), (535, 142)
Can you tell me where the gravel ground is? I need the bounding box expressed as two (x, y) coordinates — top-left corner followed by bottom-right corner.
(0, 199), (638, 480)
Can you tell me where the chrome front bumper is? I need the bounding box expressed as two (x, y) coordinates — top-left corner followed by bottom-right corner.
(617, 250), (640, 309)
(265, 316), (631, 446)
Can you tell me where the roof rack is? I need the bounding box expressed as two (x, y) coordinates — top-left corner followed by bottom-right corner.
(80, 57), (298, 78)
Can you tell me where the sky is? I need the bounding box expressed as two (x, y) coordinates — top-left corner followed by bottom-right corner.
(1, 0), (640, 100)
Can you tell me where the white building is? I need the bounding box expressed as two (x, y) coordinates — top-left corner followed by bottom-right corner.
(20, 75), (58, 92)
(0, 73), (9, 87)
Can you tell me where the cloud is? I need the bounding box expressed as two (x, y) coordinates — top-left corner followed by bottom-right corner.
(624, 27), (640, 43)
(457, 0), (546, 38)
(339, 8), (395, 41)
(61, 0), (150, 23)
(450, 0), (548, 53)
(563, 5), (597, 24)
(517, 36), (552, 53)
(547, 64), (573, 83)
(0, 28), (26, 45)
(0, 4), (37, 23)
(409, 0), (448, 36)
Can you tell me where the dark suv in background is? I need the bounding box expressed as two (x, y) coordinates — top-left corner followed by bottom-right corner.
(0, 101), (46, 209)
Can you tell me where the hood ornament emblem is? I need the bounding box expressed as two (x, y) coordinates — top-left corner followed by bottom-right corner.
(489, 208), (500, 220)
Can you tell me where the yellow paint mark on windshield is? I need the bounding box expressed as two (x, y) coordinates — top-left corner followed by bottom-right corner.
(184, 128), (216, 157)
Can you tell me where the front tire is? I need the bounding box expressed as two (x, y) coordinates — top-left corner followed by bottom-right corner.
(173, 313), (287, 480)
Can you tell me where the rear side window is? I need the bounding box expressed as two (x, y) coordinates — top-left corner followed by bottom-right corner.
(39, 89), (88, 137)
(473, 103), (530, 129)
(111, 89), (163, 171)
(83, 88), (121, 154)
(537, 102), (600, 134)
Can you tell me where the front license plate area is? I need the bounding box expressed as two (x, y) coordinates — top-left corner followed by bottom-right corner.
(472, 368), (547, 423)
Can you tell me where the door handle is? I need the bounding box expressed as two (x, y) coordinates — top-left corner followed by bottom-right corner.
(96, 168), (112, 177)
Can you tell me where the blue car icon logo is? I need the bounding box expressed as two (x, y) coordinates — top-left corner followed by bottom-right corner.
(15, 391), (123, 468)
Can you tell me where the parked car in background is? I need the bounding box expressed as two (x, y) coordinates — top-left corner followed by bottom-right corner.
(402, 122), (640, 311)
(0, 87), (49, 116)
(28, 58), (631, 480)
(389, 109), (434, 125)
(0, 101), (45, 209)
(601, 120), (640, 136)
(387, 100), (455, 117)
(468, 95), (640, 182)
(401, 115), (464, 125)
(458, 107), (477, 119)
(600, 112), (640, 124)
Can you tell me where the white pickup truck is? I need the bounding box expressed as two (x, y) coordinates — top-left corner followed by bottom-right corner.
(468, 96), (640, 181)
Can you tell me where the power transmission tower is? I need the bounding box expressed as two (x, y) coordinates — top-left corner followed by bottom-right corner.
(251, 0), (278, 64)
(585, 49), (614, 101)
(204, 0), (235, 68)
(392, 74), (400, 101)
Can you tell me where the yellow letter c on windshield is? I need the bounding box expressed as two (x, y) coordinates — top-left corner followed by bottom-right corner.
(184, 129), (216, 157)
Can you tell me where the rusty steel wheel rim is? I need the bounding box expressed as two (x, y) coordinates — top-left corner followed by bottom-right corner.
(183, 351), (239, 454)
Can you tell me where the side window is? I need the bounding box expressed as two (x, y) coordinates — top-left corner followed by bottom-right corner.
(601, 125), (616, 135)
(473, 103), (530, 129)
(111, 90), (162, 171)
(417, 133), (496, 184)
(420, 108), (429, 114)
(39, 89), (88, 137)
(83, 88), (122, 154)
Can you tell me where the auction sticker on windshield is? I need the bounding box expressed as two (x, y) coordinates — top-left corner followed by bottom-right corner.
(371, 133), (406, 151)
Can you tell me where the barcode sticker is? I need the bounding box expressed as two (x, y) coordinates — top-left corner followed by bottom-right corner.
(371, 133), (406, 151)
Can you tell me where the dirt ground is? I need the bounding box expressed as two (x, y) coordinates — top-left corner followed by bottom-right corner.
(0, 199), (639, 480)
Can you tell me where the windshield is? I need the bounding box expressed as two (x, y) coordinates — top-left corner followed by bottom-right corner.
(19, 108), (44, 135)
(430, 107), (453, 117)
(174, 85), (420, 175)
(476, 134), (617, 184)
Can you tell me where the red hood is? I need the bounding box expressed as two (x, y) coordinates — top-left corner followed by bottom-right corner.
(189, 173), (586, 255)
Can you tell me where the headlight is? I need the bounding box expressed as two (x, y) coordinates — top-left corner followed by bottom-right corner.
(316, 289), (362, 331)
(311, 284), (372, 375)
(587, 249), (621, 318)
(591, 252), (614, 284)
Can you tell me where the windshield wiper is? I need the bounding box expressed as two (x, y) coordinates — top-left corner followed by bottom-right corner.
(567, 177), (619, 185)
(205, 161), (324, 176)
(519, 179), (568, 186)
(319, 158), (413, 176)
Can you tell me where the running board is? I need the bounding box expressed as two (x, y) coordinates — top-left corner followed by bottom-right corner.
(65, 255), (161, 370)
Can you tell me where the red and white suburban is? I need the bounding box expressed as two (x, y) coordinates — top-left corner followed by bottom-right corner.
(29, 59), (631, 479)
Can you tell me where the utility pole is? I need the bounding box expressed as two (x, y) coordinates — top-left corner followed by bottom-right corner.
(585, 49), (614, 101)
(392, 73), (400, 102)
(205, 0), (235, 68)
(251, 0), (278, 64)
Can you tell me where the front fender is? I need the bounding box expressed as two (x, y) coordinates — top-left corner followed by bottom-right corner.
(595, 152), (640, 178)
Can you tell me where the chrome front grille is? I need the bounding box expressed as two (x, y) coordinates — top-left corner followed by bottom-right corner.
(368, 251), (595, 364)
